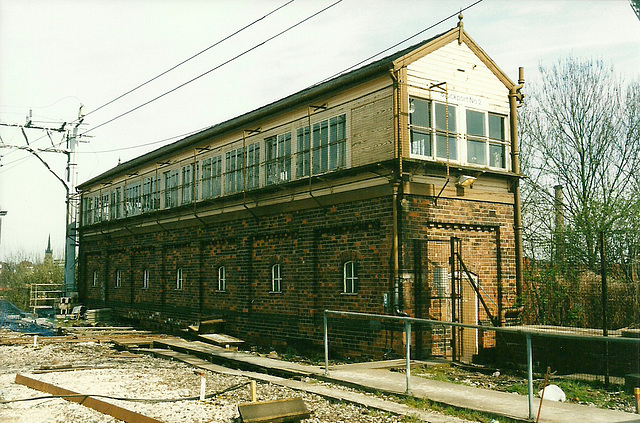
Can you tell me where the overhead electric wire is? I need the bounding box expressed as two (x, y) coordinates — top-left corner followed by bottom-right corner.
(1, 0), (479, 175)
(80, 0), (295, 120)
(79, 0), (344, 137)
(0, 1), (296, 167)
(318, 0), (484, 84)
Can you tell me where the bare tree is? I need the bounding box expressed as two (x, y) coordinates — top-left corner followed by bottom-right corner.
(519, 57), (640, 326)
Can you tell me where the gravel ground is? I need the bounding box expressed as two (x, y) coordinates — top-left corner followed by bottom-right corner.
(0, 336), (407, 423)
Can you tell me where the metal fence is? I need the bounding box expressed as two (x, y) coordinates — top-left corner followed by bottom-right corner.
(323, 310), (640, 420)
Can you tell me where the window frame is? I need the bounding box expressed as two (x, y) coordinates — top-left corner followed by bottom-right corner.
(409, 97), (458, 162)
(217, 266), (226, 292)
(465, 108), (509, 169)
(163, 169), (179, 208)
(181, 163), (197, 205)
(124, 182), (142, 217)
(270, 263), (282, 293)
(176, 267), (183, 290)
(343, 261), (358, 294)
(142, 268), (150, 290)
(201, 155), (222, 199)
(297, 114), (346, 178)
(224, 147), (244, 194)
(265, 132), (292, 186)
(141, 176), (160, 213)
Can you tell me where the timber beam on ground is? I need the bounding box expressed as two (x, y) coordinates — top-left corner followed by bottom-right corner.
(0, 333), (174, 346)
(135, 348), (468, 423)
(14, 374), (165, 423)
(151, 339), (322, 379)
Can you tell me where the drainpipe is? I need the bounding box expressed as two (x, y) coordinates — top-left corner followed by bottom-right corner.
(390, 67), (405, 315)
(509, 67), (525, 301)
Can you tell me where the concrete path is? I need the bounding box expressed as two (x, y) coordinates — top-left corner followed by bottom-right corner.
(135, 338), (640, 423)
(326, 366), (640, 423)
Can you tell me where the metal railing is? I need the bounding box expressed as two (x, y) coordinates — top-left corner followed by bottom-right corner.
(323, 309), (640, 420)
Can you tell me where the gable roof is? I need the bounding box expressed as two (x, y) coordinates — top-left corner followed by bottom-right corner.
(79, 24), (514, 190)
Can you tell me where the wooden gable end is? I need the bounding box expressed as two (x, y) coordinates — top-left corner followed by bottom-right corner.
(405, 37), (510, 115)
(392, 28), (514, 91)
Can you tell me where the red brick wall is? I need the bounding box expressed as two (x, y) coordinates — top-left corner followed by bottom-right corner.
(78, 191), (517, 360)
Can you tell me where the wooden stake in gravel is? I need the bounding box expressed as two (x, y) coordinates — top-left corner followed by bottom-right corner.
(536, 366), (551, 423)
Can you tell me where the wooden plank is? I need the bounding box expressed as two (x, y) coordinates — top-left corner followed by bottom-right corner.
(238, 397), (310, 423)
(198, 333), (244, 347)
(14, 374), (165, 423)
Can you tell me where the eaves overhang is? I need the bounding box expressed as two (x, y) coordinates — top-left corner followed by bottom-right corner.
(78, 24), (511, 191)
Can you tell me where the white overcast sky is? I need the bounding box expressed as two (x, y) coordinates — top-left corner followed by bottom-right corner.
(0, 0), (638, 261)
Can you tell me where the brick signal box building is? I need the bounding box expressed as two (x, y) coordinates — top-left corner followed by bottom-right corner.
(78, 21), (524, 361)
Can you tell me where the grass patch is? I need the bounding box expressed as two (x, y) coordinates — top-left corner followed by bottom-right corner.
(413, 362), (636, 413)
(397, 394), (523, 423)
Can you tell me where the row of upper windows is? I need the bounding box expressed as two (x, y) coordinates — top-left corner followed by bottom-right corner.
(92, 261), (359, 294)
(408, 97), (509, 169)
(81, 114), (347, 225)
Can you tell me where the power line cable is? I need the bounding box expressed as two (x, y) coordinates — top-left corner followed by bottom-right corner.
(0, 1), (295, 163)
(1, 0), (476, 173)
(78, 0), (344, 137)
(318, 0), (484, 84)
(81, 0), (295, 120)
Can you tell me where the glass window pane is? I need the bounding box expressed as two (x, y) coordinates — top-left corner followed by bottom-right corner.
(435, 103), (456, 132)
(336, 115), (346, 140)
(467, 140), (486, 165)
(409, 98), (430, 128)
(489, 114), (505, 140)
(329, 117), (337, 144)
(410, 130), (431, 156)
(436, 135), (457, 160)
(466, 110), (485, 137)
(489, 143), (506, 168)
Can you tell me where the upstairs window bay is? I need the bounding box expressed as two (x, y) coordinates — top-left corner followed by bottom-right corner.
(82, 114), (347, 226)
(409, 97), (507, 170)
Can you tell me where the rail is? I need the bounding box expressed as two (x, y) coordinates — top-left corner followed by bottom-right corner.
(323, 309), (640, 420)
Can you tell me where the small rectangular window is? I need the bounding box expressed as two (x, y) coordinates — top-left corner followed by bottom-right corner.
(125, 182), (142, 216)
(143, 269), (150, 290)
(265, 133), (291, 186)
(225, 148), (244, 194)
(181, 164), (197, 204)
(92, 270), (98, 287)
(164, 170), (179, 208)
(271, 264), (282, 293)
(176, 268), (183, 290)
(116, 270), (122, 288)
(296, 127), (310, 178)
(246, 143), (261, 190)
(142, 177), (160, 212)
(110, 188), (121, 220)
(343, 261), (358, 294)
(201, 156), (222, 199)
(218, 266), (226, 292)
